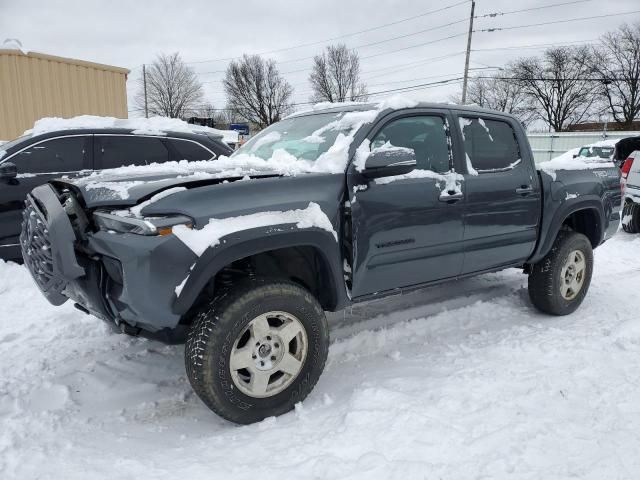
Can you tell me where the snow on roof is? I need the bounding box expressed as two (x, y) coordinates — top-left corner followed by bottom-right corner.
(24, 115), (239, 145)
(287, 94), (418, 119)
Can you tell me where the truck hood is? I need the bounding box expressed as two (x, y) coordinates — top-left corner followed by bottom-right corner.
(54, 169), (282, 209)
(52, 154), (348, 209)
(50, 156), (301, 208)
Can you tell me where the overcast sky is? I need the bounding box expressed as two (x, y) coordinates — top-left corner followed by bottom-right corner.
(1, 0), (639, 117)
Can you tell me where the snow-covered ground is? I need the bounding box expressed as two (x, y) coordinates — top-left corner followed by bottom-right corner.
(2, 233), (640, 479)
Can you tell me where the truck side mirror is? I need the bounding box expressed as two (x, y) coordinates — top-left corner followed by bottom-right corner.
(0, 162), (17, 180)
(362, 148), (416, 179)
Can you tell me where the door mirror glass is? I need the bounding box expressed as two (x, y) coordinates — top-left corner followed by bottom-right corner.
(0, 162), (17, 179)
(362, 147), (416, 179)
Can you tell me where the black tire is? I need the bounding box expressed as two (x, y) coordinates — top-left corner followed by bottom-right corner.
(185, 279), (329, 424)
(528, 231), (593, 316)
(622, 202), (640, 234)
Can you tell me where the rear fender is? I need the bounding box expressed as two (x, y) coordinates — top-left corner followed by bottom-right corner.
(529, 196), (605, 264)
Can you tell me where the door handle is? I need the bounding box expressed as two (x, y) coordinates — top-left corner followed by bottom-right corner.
(516, 185), (534, 195)
(439, 191), (464, 203)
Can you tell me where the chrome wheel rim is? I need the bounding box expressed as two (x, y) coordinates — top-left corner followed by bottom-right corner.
(229, 311), (308, 398)
(560, 250), (586, 300)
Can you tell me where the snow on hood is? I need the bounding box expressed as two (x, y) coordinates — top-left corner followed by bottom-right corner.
(172, 202), (337, 256)
(24, 115), (239, 145)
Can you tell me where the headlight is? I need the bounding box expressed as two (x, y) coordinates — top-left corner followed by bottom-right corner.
(93, 211), (193, 236)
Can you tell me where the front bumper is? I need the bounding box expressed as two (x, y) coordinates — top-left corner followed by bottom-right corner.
(21, 184), (198, 332)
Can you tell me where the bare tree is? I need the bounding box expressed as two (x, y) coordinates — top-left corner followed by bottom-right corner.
(512, 46), (599, 131)
(135, 52), (204, 118)
(223, 54), (293, 129)
(591, 23), (640, 127)
(309, 44), (368, 103)
(194, 102), (217, 119)
(463, 69), (536, 126)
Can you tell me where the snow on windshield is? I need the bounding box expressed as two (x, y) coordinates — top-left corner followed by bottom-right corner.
(65, 96), (423, 200)
(172, 202), (337, 256)
(25, 116), (239, 145)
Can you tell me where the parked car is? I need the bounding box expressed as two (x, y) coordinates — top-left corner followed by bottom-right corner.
(613, 136), (640, 169)
(21, 102), (621, 424)
(622, 150), (640, 233)
(574, 145), (615, 160)
(0, 128), (233, 260)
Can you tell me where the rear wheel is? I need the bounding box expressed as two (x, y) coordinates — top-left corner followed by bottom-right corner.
(528, 231), (593, 315)
(622, 202), (640, 233)
(185, 279), (329, 424)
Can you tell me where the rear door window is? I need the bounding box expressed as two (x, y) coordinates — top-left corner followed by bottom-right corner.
(169, 138), (214, 161)
(13, 136), (87, 174)
(459, 117), (521, 172)
(98, 136), (169, 169)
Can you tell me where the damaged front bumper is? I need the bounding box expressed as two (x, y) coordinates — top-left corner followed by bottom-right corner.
(21, 184), (198, 334)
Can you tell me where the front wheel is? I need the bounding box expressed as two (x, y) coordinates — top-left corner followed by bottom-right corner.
(528, 231), (593, 315)
(185, 279), (329, 424)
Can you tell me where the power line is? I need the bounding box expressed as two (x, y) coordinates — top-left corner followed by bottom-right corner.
(182, 0), (469, 65)
(475, 0), (592, 19)
(476, 10), (640, 33)
(471, 38), (598, 52)
(195, 19), (469, 75)
(360, 32), (468, 60)
(129, 76), (466, 113)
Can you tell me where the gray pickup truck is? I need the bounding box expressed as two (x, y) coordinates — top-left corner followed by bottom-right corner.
(20, 102), (621, 424)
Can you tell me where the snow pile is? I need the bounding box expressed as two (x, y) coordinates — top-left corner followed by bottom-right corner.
(172, 202), (337, 256)
(2, 235), (640, 478)
(25, 115), (239, 145)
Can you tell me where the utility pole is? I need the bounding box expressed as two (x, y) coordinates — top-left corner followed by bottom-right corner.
(142, 64), (149, 118)
(461, 0), (476, 104)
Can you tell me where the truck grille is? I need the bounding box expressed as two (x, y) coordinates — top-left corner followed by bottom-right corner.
(20, 198), (66, 295)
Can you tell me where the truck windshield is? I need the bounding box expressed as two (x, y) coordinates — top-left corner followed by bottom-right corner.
(233, 112), (350, 162)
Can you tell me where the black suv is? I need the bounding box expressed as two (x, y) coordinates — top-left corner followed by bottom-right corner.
(0, 129), (232, 260)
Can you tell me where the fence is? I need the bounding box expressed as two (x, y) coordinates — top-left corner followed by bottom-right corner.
(527, 131), (640, 163)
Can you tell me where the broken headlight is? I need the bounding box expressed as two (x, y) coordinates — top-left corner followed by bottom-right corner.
(93, 211), (193, 236)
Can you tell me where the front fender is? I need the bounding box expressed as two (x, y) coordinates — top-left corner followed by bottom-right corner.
(172, 227), (347, 315)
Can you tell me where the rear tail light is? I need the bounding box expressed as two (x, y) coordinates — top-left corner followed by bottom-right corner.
(621, 157), (634, 179)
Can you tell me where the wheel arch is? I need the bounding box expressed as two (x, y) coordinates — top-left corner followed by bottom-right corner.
(530, 199), (605, 264)
(172, 228), (348, 318)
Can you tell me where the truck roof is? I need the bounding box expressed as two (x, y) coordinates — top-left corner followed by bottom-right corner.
(288, 101), (516, 120)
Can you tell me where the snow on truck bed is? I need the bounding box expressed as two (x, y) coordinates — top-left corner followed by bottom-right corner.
(537, 139), (618, 179)
(2, 233), (640, 479)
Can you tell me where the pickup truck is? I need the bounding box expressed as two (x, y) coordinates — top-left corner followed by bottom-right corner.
(20, 101), (622, 424)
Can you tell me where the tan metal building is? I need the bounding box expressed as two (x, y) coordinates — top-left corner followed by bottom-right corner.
(0, 49), (129, 140)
